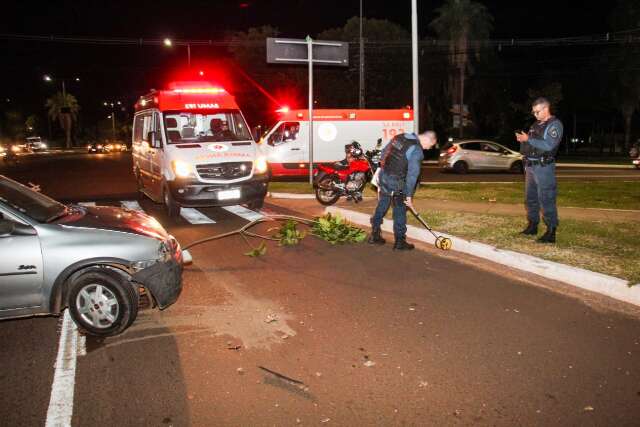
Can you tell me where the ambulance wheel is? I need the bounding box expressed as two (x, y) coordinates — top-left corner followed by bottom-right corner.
(510, 160), (524, 174)
(247, 198), (264, 210)
(453, 161), (469, 174)
(135, 169), (144, 193)
(315, 176), (340, 206)
(163, 184), (181, 218)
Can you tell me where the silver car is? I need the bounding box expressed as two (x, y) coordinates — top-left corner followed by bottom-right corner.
(0, 175), (189, 336)
(439, 140), (523, 174)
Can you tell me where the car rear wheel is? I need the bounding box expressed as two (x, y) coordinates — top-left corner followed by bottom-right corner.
(510, 160), (524, 174)
(164, 184), (181, 218)
(453, 161), (469, 174)
(68, 268), (139, 337)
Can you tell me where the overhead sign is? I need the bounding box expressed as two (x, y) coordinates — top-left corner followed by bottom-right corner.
(266, 38), (348, 66)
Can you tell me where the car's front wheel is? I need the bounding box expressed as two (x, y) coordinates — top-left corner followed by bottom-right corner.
(68, 268), (139, 336)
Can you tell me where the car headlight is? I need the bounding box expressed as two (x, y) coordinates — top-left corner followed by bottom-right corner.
(172, 160), (192, 178)
(11, 145), (20, 152)
(97, 144), (103, 149)
(254, 156), (268, 174)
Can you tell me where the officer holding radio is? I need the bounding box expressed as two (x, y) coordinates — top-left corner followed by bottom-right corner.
(515, 97), (563, 243)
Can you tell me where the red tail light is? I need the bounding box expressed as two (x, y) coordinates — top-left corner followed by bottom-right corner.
(447, 146), (458, 154)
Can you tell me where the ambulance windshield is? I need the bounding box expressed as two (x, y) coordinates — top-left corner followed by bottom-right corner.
(163, 110), (252, 144)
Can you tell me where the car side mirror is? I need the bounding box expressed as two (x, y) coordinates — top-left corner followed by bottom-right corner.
(147, 131), (161, 148)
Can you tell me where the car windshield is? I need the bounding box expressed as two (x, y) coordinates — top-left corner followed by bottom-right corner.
(0, 176), (67, 222)
(163, 110), (252, 144)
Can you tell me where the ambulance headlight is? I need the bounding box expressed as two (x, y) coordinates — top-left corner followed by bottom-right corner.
(172, 160), (192, 178)
(254, 157), (269, 174)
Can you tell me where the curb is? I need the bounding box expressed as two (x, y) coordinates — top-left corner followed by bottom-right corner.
(325, 205), (640, 308)
(268, 192), (316, 199)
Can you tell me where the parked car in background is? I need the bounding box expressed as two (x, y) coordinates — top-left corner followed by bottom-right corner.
(87, 141), (107, 153)
(0, 174), (190, 336)
(105, 141), (128, 152)
(439, 140), (524, 174)
(25, 136), (48, 152)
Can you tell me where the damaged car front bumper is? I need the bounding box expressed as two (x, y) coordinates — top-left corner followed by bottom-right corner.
(131, 237), (189, 309)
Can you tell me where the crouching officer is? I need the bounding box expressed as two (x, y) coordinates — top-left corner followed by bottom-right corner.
(369, 131), (437, 250)
(515, 97), (563, 243)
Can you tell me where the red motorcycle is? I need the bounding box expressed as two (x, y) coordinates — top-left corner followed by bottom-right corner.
(312, 140), (381, 206)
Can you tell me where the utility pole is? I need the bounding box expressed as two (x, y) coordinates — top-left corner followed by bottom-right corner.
(411, 0), (419, 133)
(359, 0), (365, 109)
(307, 35), (314, 185)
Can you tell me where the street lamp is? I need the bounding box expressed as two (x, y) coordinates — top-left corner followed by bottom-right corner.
(163, 37), (191, 67)
(103, 101), (121, 140)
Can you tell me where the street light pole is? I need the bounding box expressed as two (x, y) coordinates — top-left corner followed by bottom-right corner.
(411, 0), (419, 133)
(359, 0), (365, 109)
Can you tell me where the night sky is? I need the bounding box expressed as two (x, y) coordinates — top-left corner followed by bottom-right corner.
(1, 0), (618, 135)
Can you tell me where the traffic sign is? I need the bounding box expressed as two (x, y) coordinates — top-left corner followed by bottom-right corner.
(266, 38), (348, 66)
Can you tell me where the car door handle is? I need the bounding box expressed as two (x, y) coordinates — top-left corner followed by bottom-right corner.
(291, 148), (300, 151)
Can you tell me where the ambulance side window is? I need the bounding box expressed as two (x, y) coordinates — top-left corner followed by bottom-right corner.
(268, 122), (300, 146)
(141, 114), (153, 144)
(133, 115), (145, 144)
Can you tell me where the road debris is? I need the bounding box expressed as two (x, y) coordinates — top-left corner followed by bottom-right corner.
(583, 406), (594, 412)
(259, 366), (309, 392)
(363, 360), (376, 367)
(320, 417), (331, 423)
(265, 314), (278, 323)
(237, 367), (245, 375)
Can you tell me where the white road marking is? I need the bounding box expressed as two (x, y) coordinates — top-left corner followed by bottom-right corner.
(45, 310), (79, 427)
(121, 200), (145, 212)
(180, 208), (216, 224)
(77, 202), (96, 207)
(223, 205), (264, 222)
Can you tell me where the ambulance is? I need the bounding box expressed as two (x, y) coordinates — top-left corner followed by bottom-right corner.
(259, 109), (414, 177)
(132, 81), (268, 217)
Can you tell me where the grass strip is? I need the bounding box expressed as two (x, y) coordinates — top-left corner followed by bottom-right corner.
(350, 203), (640, 285)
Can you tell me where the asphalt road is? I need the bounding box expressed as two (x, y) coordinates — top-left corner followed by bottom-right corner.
(1, 152), (640, 426)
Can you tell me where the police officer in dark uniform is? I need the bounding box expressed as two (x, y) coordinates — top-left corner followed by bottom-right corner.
(369, 131), (437, 250)
(516, 97), (563, 243)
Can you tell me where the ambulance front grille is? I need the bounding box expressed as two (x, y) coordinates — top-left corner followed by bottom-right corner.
(196, 162), (253, 179)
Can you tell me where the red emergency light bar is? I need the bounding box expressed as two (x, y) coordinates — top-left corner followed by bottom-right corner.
(173, 87), (226, 94)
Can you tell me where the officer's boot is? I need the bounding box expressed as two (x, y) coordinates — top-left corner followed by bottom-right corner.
(368, 228), (386, 245)
(520, 221), (538, 236)
(393, 238), (415, 251)
(537, 227), (556, 243)
(368, 218), (386, 245)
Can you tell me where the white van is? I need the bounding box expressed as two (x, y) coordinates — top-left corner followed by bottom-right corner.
(259, 109), (414, 177)
(132, 81), (268, 217)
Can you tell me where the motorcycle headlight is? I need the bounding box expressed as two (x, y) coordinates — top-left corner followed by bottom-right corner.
(254, 156), (269, 174)
(172, 160), (193, 178)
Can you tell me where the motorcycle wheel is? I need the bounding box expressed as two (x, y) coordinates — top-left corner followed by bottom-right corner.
(315, 176), (341, 206)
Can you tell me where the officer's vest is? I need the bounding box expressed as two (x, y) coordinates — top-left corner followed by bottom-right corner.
(381, 134), (420, 179)
(522, 117), (561, 159)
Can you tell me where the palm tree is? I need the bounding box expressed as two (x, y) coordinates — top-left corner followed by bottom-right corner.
(430, 0), (493, 137)
(46, 92), (80, 148)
